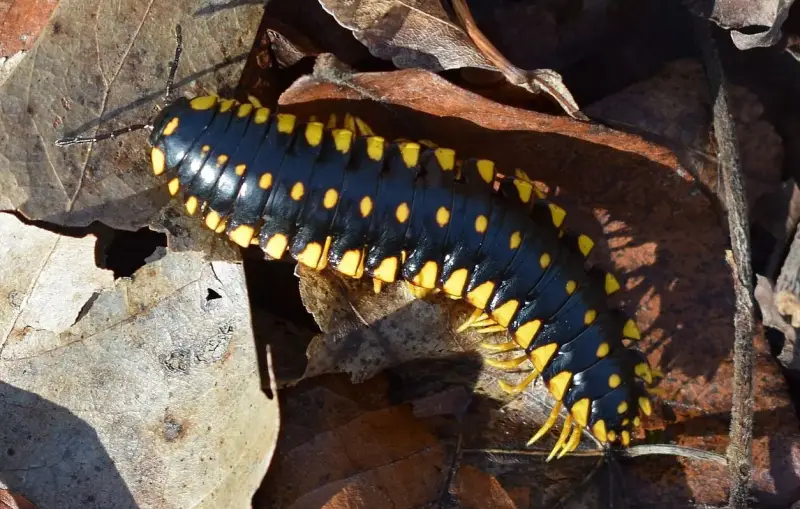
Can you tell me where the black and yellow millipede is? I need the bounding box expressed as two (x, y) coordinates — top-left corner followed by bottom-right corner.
(55, 26), (658, 460)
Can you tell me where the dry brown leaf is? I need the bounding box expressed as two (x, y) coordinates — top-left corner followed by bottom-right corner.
(0, 0), (262, 232)
(0, 490), (35, 509)
(586, 59), (784, 210)
(0, 214), (279, 509)
(317, 0), (581, 117)
(275, 68), (800, 506)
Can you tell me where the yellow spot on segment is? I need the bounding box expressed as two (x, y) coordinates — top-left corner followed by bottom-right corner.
(366, 136), (384, 161)
(259, 173), (273, 189)
(296, 242), (323, 268)
(633, 416), (641, 427)
(514, 169), (533, 203)
(237, 103), (253, 118)
(216, 154), (229, 167)
(290, 182), (305, 201)
(265, 233), (288, 259)
(617, 401), (629, 414)
(151, 147), (166, 175)
(276, 114), (296, 134)
(443, 268), (468, 296)
(549, 203), (566, 228)
(333, 129), (353, 153)
(571, 398), (590, 426)
(305, 122), (324, 147)
(621, 430), (631, 446)
(466, 281), (495, 309)
(167, 178), (180, 196)
(374, 256), (398, 283)
(623, 319), (641, 339)
(395, 202), (410, 223)
(635, 363), (653, 384)
(584, 309), (597, 325)
(254, 108), (270, 124)
(509, 231), (522, 249)
(338, 249), (363, 277)
(436, 207), (450, 227)
(491, 300), (518, 327)
(605, 274), (621, 295)
(205, 210), (221, 230)
(531, 342), (557, 372)
(548, 371), (572, 400)
(578, 234), (594, 256)
(639, 397), (652, 415)
(412, 261), (438, 289)
(247, 95), (263, 108)
(215, 220), (227, 234)
(162, 117), (179, 136)
(608, 374), (622, 388)
(185, 196), (199, 216)
(190, 96), (216, 110)
(476, 159), (495, 184)
(434, 148), (455, 171)
(201, 145), (210, 154)
(219, 99), (236, 113)
(235, 164), (246, 176)
(596, 342), (610, 358)
(229, 225), (255, 247)
(607, 431), (617, 443)
(539, 253), (551, 268)
(399, 142), (420, 167)
(514, 320), (541, 349)
(360, 196), (373, 217)
(323, 189), (339, 209)
(592, 420), (608, 442)
(566, 280), (577, 295)
(475, 215), (488, 234)
(623, 419), (630, 426)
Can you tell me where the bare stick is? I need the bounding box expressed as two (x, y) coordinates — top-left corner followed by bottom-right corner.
(694, 17), (756, 509)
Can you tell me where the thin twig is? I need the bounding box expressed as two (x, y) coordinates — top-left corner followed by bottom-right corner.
(461, 444), (727, 464)
(693, 17), (756, 509)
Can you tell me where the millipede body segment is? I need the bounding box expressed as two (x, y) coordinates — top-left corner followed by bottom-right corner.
(142, 94), (656, 458)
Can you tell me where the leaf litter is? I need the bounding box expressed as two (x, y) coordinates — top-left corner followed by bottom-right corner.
(0, 213), (279, 509)
(3, 0), (800, 507)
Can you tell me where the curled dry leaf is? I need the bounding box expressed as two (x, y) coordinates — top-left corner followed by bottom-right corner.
(0, 0), (262, 233)
(317, 0), (581, 117)
(277, 68), (800, 506)
(687, 0), (797, 50)
(0, 214), (279, 509)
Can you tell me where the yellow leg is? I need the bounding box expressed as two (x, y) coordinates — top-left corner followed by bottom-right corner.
(457, 308), (484, 332)
(344, 113), (357, 133)
(546, 415), (573, 462)
(373, 279), (383, 294)
(476, 325), (507, 334)
(326, 113), (338, 129)
(527, 401), (562, 445)
(498, 369), (538, 395)
(472, 317), (497, 328)
(485, 355), (528, 370)
(355, 117), (375, 136)
(480, 341), (520, 353)
(557, 426), (583, 459)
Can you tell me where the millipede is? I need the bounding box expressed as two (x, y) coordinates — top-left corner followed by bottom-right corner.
(56, 26), (658, 460)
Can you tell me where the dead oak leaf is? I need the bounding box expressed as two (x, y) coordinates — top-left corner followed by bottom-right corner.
(0, 216), (278, 509)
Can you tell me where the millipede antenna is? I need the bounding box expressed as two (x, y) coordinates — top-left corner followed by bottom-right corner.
(164, 25), (183, 101)
(55, 24), (184, 148)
